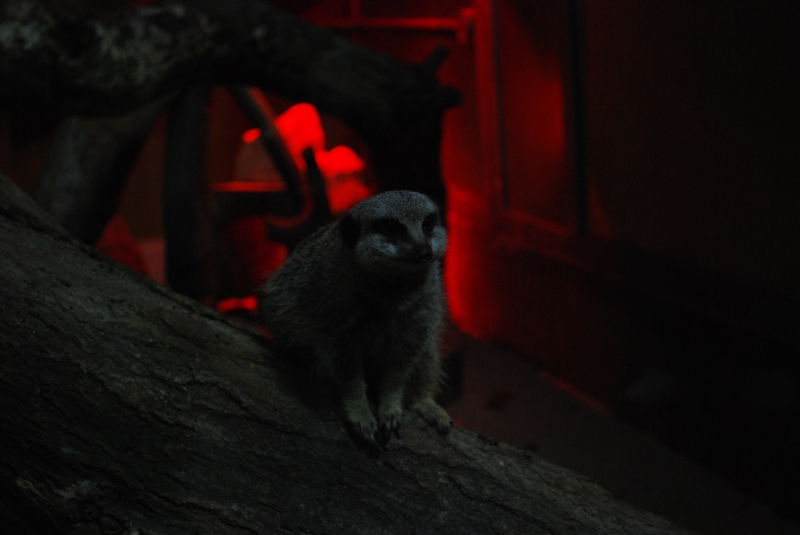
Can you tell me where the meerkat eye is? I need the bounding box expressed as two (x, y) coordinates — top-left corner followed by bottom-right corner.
(374, 218), (404, 237)
(422, 212), (438, 234)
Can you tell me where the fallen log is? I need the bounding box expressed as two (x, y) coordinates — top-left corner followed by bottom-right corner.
(0, 172), (687, 534)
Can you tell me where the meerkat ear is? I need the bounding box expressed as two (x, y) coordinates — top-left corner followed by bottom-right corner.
(339, 213), (360, 248)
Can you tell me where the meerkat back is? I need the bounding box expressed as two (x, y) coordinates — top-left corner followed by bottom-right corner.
(259, 190), (452, 453)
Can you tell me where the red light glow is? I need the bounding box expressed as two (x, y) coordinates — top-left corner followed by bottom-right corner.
(442, 211), (503, 342)
(274, 103), (326, 172)
(315, 145), (364, 177)
(241, 128), (261, 144)
(94, 214), (149, 277)
(212, 181), (286, 193)
(216, 295), (259, 313)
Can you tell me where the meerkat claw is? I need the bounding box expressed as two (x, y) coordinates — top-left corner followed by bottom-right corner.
(413, 399), (453, 435)
(378, 415), (402, 445)
(352, 421), (383, 456)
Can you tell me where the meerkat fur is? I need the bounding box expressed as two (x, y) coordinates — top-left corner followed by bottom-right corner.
(259, 190), (452, 452)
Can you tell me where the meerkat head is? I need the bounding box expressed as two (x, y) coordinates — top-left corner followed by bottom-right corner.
(339, 190), (446, 275)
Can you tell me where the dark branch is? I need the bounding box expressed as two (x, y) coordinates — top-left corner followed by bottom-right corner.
(0, 171), (689, 534)
(35, 95), (172, 244)
(0, 0), (455, 201)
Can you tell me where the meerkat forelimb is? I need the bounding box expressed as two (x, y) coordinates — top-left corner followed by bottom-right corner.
(259, 190), (453, 452)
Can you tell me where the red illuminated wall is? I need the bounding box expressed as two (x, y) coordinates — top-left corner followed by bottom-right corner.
(496, 0), (570, 227)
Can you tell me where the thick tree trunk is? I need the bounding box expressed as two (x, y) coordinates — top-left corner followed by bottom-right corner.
(0, 172), (687, 534)
(0, 0), (455, 205)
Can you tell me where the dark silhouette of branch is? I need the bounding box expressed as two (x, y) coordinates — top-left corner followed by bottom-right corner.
(0, 171), (689, 534)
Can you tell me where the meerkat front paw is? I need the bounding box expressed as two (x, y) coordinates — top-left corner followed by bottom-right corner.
(341, 381), (383, 454)
(348, 414), (383, 456)
(412, 398), (453, 435)
(378, 404), (403, 444)
(342, 403), (382, 454)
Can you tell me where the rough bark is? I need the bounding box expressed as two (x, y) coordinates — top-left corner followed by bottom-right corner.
(0, 0), (456, 205)
(0, 172), (688, 535)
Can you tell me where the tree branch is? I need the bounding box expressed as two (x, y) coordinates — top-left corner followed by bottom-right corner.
(0, 171), (688, 534)
(0, 0), (457, 201)
(35, 95), (173, 244)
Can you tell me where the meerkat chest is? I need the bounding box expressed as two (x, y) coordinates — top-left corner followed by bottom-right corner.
(352, 298), (434, 357)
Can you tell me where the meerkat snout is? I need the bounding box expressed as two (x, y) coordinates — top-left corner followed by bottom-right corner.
(412, 245), (433, 263)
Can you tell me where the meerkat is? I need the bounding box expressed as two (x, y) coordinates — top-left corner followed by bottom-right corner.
(259, 190), (452, 452)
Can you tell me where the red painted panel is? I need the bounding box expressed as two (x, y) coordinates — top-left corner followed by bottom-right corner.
(496, 0), (572, 228)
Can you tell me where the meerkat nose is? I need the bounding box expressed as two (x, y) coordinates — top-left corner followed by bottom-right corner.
(414, 245), (433, 263)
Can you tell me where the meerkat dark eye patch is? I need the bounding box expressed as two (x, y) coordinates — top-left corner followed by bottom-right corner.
(422, 211), (439, 234)
(374, 218), (405, 238)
